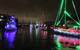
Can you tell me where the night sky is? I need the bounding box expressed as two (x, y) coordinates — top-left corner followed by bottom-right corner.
(0, 0), (79, 23)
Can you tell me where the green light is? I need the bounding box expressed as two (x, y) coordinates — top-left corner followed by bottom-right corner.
(64, 10), (71, 17)
(64, 0), (67, 25)
(72, 0), (79, 22)
(54, 0), (64, 26)
(58, 0), (64, 17)
(76, 45), (80, 50)
(54, 0), (79, 27)
(57, 14), (64, 26)
(64, 10), (80, 25)
(56, 38), (62, 50)
(56, 21), (60, 26)
(73, 26), (78, 29)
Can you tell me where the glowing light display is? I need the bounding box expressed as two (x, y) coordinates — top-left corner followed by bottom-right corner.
(5, 16), (17, 30)
(54, 0), (80, 27)
(3, 15), (17, 48)
(59, 36), (80, 47)
(54, 28), (80, 47)
(4, 30), (17, 48)
(54, 0), (80, 47)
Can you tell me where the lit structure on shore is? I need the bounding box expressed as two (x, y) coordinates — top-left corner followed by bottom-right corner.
(0, 14), (18, 48)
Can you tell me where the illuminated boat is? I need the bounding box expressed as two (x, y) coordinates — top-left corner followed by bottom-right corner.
(54, 28), (80, 47)
(52, 0), (80, 48)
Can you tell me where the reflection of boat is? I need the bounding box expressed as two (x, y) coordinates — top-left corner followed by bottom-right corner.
(54, 28), (80, 47)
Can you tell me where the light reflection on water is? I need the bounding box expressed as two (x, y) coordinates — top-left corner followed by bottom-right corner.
(3, 24), (48, 49)
(4, 30), (17, 48)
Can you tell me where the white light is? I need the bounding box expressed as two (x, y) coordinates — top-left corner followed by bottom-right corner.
(0, 19), (2, 21)
(44, 24), (46, 26)
(1, 16), (3, 18)
(30, 24), (33, 33)
(36, 24), (39, 26)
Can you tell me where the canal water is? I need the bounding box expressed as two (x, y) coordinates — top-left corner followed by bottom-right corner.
(2, 25), (53, 50)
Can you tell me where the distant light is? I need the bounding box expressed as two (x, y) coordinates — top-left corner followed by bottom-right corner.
(30, 24), (33, 33)
(36, 24), (39, 26)
(63, 24), (65, 26)
(1, 16), (3, 18)
(44, 24), (46, 27)
(0, 19), (2, 21)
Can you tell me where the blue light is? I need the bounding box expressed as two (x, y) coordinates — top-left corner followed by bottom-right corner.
(12, 20), (15, 22)
(5, 23), (17, 30)
(5, 16), (17, 30)
(4, 30), (17, 48)
(4, 16), (17, 48)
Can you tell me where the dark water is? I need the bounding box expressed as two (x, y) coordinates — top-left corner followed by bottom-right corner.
(1, 25), (76, 50)
(2, 26), (54, 50)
